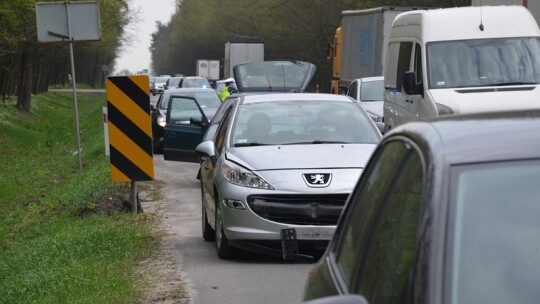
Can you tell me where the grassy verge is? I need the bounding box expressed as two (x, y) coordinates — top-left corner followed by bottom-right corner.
(0, 92), (160, 303)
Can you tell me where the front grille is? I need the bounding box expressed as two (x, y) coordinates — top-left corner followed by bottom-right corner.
(247, 194), (349, 225)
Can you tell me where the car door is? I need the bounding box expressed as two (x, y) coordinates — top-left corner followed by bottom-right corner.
(201, 104), (236, 227)
(163, 95), (209, 162)
(384, 41), (414, 129)
(318, 137), (426, 303)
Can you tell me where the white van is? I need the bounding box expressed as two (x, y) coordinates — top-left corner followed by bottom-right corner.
(383, 5), (540, 131)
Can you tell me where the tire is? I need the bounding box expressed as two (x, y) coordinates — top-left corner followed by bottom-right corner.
(201, 184), (215, 241)
(215, 195), (238, 259)
(152, 134), (162, 154)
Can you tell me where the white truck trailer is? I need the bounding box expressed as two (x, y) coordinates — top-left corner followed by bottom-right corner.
(196, 59), (220, 81)
(223, 42), (264, 79)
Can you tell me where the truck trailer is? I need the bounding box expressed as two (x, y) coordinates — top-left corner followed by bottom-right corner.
(196, 59), (220, 81)
(224, 41), (264, 79)
(328, 7), (423, 94)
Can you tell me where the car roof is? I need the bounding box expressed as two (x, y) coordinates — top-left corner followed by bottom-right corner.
(163, 87), (217, 94)
(355, 76), (384, 83)
(389, 110), (540, 165)
(182, 76), (207, 79)
(238, 93), (356, 104)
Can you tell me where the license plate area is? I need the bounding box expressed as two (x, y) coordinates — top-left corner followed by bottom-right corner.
(281, 228), (298, 260)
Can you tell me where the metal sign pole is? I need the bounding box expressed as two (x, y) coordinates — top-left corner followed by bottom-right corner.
(66, 2), (83, 173)
(130, 181), (137, 213)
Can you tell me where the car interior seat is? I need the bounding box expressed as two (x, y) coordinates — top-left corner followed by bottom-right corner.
(243, 112), (272, 142)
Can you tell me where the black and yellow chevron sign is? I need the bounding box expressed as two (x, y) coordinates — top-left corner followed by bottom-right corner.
(106, 75), (154, 182)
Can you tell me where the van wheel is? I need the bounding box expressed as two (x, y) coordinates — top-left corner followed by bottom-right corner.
(215, 197), (238, 259)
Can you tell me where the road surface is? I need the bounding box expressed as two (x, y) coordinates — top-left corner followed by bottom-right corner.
(147, 141), (317, 304)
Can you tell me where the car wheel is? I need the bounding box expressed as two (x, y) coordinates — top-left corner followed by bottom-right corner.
(215, 195), (238, 259)
(152, 135), (162, 154)
(201, 184), (215, 241)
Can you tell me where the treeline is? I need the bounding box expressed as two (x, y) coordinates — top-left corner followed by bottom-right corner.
(0, 0), (132, 112)
(150, 0), (470, 93)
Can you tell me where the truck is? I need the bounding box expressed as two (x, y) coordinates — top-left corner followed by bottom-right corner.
(196, 59), (220, 81)
(327, 7), (423, 94)
(223, 41), (264, 79)
(471, 0), (540, 25)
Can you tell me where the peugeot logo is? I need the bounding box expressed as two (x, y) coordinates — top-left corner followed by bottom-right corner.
(303, 173), (332, 188)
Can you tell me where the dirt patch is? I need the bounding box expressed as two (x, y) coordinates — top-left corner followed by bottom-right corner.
(87, 182), (191, 303)
(135, 188), (191, 304)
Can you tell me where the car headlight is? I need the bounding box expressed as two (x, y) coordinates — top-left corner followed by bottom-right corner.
(157, 117), (166, 127)
(221, 159), (274, 190)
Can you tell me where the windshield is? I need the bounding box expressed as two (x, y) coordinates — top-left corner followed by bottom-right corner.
(234, 61), (315, 92)
(427, 37), (540, 89)
(231, 100), (380, 146)
(360, 80), (384, 101)
(155, 77), (169, 84)
(168, 78), (182, 87)
(448, 160), (540, 303)
(159, 91), (221, 110)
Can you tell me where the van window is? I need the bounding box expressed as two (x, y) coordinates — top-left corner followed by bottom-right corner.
(414, 43), (423, 84)
(385, 43), (400, 89)
(396, 42), (413, 92)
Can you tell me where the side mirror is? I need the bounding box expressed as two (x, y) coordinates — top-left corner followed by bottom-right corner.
(403, 71), (423, 95)
(403, 72), (416, 95)
(304, 295), (369, 304)
(190, 117), (208, 127)
(196, 140), (215, 158)
(375, 122), (385, 134)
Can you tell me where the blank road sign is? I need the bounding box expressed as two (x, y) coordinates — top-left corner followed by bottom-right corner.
(36, 1), (101, 42)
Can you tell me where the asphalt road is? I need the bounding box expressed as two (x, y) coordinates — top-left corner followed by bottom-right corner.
(149, 106), (317, 303)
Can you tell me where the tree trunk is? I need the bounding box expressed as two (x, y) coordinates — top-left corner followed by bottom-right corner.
(16, 45), (33, 113)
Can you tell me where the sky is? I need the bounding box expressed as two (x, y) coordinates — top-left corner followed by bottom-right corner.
(114, 0), (176, 74)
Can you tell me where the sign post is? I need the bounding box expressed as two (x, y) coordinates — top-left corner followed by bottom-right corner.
(36, 1), (101, 173)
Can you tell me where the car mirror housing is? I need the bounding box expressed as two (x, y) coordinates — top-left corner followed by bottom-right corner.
(303, 295), (369, 304)
(195, 140), (215, 157)
(190, 117), (207, 127)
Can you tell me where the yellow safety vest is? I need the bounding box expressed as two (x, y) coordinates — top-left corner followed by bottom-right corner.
(219, 87), (230, 101)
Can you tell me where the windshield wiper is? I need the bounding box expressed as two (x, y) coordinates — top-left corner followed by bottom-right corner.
(282, 140), (348, 145)
(494, 81), (537, 86)
(234, 142), (271, 147)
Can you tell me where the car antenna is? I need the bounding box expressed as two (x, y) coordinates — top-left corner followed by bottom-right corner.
(478, 0), (484, 31)
(281, 63), (286, 92)
(265, 72), (272, 92)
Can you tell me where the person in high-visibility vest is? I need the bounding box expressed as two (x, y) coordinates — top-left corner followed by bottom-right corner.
(219, 79), (237, 101)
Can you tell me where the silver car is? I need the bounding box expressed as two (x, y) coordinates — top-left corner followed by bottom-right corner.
(194, 93), (381, 260)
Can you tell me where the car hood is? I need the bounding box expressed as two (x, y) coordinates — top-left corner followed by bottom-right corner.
(428, 86), (540, 114)
(233, 61), (316, 93)
(225, 144), (377, 171)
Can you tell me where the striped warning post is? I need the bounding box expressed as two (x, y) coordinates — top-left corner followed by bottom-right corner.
(106, 75), (154, 182)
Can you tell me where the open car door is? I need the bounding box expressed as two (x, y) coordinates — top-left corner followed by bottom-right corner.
(163, 95), (209, 162)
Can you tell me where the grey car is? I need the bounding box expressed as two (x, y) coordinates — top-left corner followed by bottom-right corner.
(303, 110), (540, 303)
(194, 93), (381, 260)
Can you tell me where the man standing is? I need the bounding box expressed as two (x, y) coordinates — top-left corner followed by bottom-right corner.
(219, 78), (237, 101)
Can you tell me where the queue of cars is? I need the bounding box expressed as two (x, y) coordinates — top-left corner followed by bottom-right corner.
(152, 29), (540, 302)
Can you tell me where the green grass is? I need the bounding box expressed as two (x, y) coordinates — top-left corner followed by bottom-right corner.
(0, 92), (160, 303)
